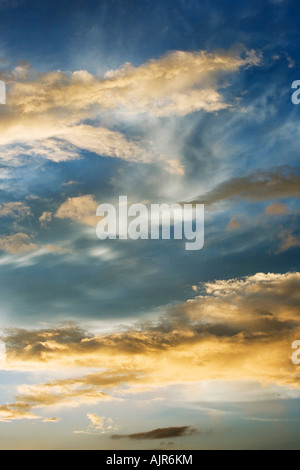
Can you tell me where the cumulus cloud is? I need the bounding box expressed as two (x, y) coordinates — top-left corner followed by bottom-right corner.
(0, 233), (37, 254)
(87, 413), (104, 430)
(74, 414), (118, 435)
(39, 211), (52, 226)
(0, 272), (300, 421)
(0, 202), (31, 220)
(55, 195), (99, 226)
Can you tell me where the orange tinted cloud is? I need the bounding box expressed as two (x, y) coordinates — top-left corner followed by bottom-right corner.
(277, 230), (300, 253)
(266, 203), (287, 216)
(0, 233), (37, 254)
(227, 216), (241, 231)
(0, 272), (299, 421)
(0, 49), (260, 167)
(55, 195), (99, 226)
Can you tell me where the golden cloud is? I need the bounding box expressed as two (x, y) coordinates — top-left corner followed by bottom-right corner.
(5, 50), (260, 117)
(266, 203), (287, 216)
(39, 211), (52, 226)
(0, 232), (37, 254)
(0, 272), (299, 421)
(0, 201), (32, 219)
(0, 49), (260, 166)
(0, 233), (71, 255)
(55, 194), (99, 226)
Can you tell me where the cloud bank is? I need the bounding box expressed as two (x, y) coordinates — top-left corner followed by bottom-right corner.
(1, 271), (299, 421)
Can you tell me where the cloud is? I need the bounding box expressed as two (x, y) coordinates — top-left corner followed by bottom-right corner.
(0, 233), (70, 256)
(166, 159), (185, 176)
(60, 125), (153, 163)
(39, 211), (52, 226)
(0, 49), (260, 168)
(266, 203), (288, 216)
(111, 426), (197, 440)
(0, 202), (31, 220)
(75, 414), (118, 435)
(277, 230), (300, 253)
(245, 417), (292, 422)
(62, 181), (79, 187)
(0, 233), (37, 254)
(0, 271), (300, 421)
(0, 126), (152, 164)
(55, 195), (98, 226)
(43, 417), (60, 423)
(190, 169), (300, 205)
(0, 403), (40, 422)
(5, 49), (260, 117)
(227, 217), (241, 231)
(87, 413), (104, 430)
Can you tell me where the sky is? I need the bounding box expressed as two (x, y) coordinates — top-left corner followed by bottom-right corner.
(0, 0), (299, 450)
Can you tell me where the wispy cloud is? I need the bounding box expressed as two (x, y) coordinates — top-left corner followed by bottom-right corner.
(190, 169), (300, 205)
(0, 49), (260, 169)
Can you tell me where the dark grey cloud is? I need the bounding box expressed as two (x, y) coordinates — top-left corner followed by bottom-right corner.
(111, 426), (197, 440)
(189, 168), (300, 205)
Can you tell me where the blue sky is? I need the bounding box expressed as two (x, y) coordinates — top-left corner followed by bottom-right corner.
(0, 0), (299, 450)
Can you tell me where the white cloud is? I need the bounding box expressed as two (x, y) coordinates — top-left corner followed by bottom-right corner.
(87, 413), (104, 430)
